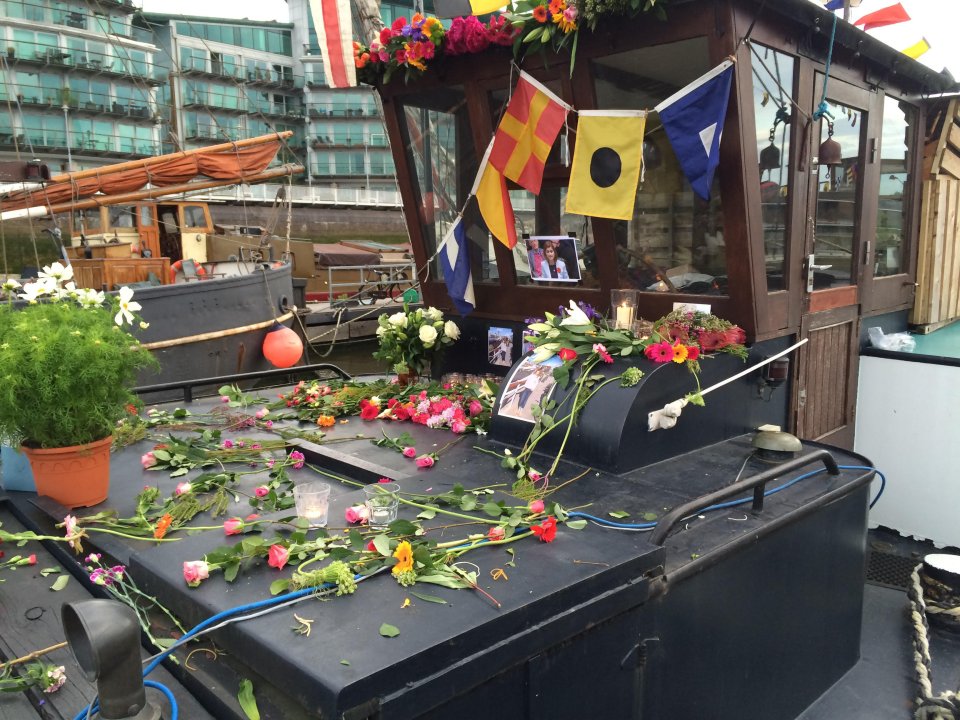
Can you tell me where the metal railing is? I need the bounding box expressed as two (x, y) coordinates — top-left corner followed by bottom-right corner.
(185, 183), (404, 209)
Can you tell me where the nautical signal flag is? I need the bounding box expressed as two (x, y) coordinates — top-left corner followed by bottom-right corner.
(565, 111), (646, 221)
(853, 2), (910, 30)
(472, 140), (517, 249)
(654, 59), (735, 202)
(489, 71), (571, 196)
(901, 37), (931, 59)
(823, 0), (861, 10)
(438, 216), (476, 316)
(433, 0), (504, 17)
(307, 0), (356, 87)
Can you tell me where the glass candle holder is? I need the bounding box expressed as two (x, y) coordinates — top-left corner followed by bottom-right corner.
(610, 289), (639, 330)
(292, 482), (331, 528)
(364, 482), (400, 531)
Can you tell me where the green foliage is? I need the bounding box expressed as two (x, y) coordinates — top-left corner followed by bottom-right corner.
(0, 289), (157, 448)
(372, 304), (460, 376)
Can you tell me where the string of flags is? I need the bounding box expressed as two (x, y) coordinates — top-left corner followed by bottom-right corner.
(822, 0), (931, 59)
(441, 63), (735, 315)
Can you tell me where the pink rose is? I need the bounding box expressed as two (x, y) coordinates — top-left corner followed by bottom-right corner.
(415, 454), (435, 468)
(451, 420), (467, 434)
(267, 544), (289, 569)
(27, 554), (37, 565)
(254, 485), (270, 498)
(468, 400), (483, 416)
(183, 560), (210, 587)
(345, 505), (369, 524)
(174, 482), (192, 496)
(223, 518), (243, 535)
(220, 395), (230, 403)
(402, 446), (417, 458)
(255, 408), (269, 419)
(528, 471), (542, 482)
(487, 526), (505, 541)
(378, 477), (393, 483)
(222, 439), (234, 449)
(529, 499), (545, 514)
(140, 452), (156, 469)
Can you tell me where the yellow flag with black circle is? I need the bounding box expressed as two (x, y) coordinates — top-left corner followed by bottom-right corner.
(565, 110), (646, 221)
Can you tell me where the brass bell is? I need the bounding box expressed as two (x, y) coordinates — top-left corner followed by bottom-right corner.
(759, 141), (781, 172)
(818, 122), (843, 166)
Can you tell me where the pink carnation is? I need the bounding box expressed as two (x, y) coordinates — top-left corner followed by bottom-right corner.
(254, 485), (270, 498)
(468, 400), (483, 416)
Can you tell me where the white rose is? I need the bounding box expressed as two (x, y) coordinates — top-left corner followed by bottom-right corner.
(376, 325), (387, 337)
(444, 320), (460, 340)
(419, 324), (438, 347)
(388, 312), (408, 328)
(424, 307), (443, 322)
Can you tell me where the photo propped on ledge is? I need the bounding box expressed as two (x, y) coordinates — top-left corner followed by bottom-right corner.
(498, 355), (562, 423)
(526, 236), (581, 282)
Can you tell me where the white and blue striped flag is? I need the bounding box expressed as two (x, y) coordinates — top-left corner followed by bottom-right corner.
(438, 216), (475, 316)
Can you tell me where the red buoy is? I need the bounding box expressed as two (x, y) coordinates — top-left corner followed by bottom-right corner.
(262, 322), (303, 368)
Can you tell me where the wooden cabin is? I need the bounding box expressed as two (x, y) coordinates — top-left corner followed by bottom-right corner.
(371, 0), (957, 449)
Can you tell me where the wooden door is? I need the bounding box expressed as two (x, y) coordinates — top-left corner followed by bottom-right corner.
(793, 79), (878, 448)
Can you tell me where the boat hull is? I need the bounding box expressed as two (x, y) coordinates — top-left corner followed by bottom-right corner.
(132, 263), (296, 389)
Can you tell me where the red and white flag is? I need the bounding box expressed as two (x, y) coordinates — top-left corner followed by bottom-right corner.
(308, 0), (356, 88)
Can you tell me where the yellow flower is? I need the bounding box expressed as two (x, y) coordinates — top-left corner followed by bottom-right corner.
(392, 540), (413, 575)
(671, 342), (689, 363)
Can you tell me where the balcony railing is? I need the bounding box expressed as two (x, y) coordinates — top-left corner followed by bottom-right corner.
(5, 43), (166, 84)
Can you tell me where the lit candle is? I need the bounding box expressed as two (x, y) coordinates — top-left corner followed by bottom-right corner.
(615, 304), (632, 329)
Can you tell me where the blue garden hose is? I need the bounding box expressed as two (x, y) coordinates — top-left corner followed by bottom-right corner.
(568, 465), (886, 530)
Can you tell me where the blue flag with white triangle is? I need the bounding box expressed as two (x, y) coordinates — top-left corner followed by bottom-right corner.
(655, 60), (734, 201)
(439, 216), (475, 316)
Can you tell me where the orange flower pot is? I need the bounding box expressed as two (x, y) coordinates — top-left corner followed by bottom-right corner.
(22, 435), (112, 508)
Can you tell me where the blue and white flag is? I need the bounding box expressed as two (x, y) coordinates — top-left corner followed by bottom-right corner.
(438, 216), (475, 316)
(655, 59), (734, 201)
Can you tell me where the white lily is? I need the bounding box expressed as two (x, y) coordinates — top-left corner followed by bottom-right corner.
(558, 300), (591, 327)
(530, 342), (560, 364)
(114, 286), (141, 326)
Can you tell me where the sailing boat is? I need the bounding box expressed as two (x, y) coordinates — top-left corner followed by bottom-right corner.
(0, 133), (307, 388)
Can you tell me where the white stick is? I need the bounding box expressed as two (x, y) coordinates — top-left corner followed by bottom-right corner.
(647, 338), (809, 432)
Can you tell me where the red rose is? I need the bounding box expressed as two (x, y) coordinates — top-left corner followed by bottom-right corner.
(558, 347), (577, 362)
(360, 404), (380, 421)
(531, 516), (557, 542)
(267, 544), (289, 569)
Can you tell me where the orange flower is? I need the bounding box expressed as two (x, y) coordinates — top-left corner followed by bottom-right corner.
(533, 5), (549, 22)
(548, 0), (564, 14)
(317, 415), (336, 428)
(671, 341), (689, 364)
(154, 513), (173, 540)
(392, 540), (413, 575)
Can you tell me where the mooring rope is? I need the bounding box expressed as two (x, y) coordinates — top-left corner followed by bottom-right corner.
(909, 564), (960, 719)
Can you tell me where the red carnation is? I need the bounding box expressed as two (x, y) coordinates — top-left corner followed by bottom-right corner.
(360, 404), (380, 421)
(531, 516), (557, 542)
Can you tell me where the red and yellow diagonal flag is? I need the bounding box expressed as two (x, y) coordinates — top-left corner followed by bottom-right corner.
(472, 140), (517, 249)
(488, 71), (571, 196)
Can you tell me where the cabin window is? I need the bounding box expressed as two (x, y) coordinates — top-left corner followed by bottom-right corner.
(399, 86), (493, 282)
(108, 205), (136, 229)
(591, 38), (727, 296)
(139, 206), (153, 227)
(183, 206), (208, 229)
(751, 45), (795, 291)
(874, 96), (915, 277)
(73, 208), (101, 233)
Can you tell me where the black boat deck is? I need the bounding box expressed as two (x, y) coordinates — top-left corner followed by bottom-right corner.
(1, 386), (957, 719)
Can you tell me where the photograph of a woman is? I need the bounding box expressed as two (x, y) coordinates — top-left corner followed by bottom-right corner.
(530, 237), (580, 283)
(526, 238), (545, 279)
(498, 356), (562, 423)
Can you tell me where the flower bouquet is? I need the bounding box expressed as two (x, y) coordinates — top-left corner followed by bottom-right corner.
(373, 304), (459, 377)
(0, 263), (157, 506)
(353, 14), (445, 84)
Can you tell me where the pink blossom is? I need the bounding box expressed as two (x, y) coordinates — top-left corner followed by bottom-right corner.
(345, 505), (370, 524)
(487, 526), (505, 541)
(27, 554), (36, 565)
(528, 471), (542, 482)
(255, 408), (269, 419)
(223, 518), (244, 535)
(593, 343), (614, 363)
(264, 420), (274, 429)
(63, 514), (78, 549)
(366, 539), (377, 552)
(415, 454), (435, 468)
(254, 485), (270, 498)
(267, 544), (290, 569)
(220, 395), (230, 403)
(378, 477), (393, 483)
(529, 499), (545, 514)
(451, 420), (468, 434)
(468, 400), (483, 416)
(183, 560), (210, 587)
(174, 482), (192, 496)
(288, 450), (306, 469)
(222, 439), (234, 449)
(140, 452), (156, 469)
(402, 446), (417, 458)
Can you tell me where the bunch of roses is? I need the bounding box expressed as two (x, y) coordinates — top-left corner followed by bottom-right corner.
(373, 305), (460, 376)
(444, 15), (520, 55)
(354, 14), (445, 81)
(361, 391), (484, 434)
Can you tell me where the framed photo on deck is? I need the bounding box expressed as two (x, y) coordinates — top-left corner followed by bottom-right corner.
(488, 327), (514, 367)
(527, 236), (581, 283)
(498, 355), (562, 423)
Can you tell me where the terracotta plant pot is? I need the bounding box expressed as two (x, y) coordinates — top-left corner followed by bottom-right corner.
(22, 435), (112, 508)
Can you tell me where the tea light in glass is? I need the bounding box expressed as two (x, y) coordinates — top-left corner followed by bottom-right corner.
(364, 482), (400, 530)
(610, 289), (639, 330)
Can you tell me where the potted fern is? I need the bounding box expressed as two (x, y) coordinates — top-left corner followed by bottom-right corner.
(0, 263), (157, 507)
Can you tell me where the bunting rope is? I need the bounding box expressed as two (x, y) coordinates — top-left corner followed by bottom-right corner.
(812, 13), (838, 121)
